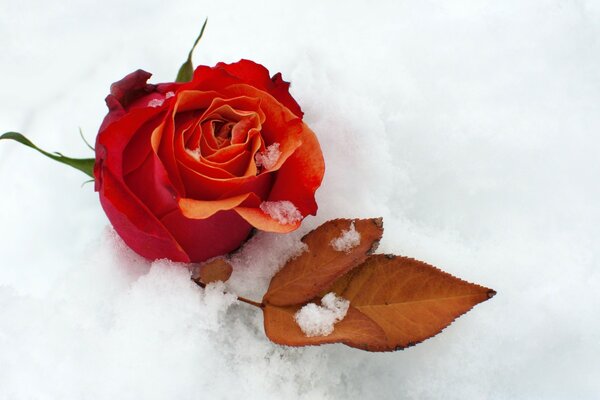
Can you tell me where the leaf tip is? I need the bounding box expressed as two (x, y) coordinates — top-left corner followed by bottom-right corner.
(367, 239), (381, 255)
(373, 217), (384, 229)
(487, 289), (497, 299)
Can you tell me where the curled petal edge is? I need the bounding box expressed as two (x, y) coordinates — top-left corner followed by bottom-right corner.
(234, 206), (301, 233)
(179, 193), (258, 220)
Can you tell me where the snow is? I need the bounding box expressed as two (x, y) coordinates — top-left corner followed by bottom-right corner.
(227, 231), (308, 300)
(330, 221), (361, 253)
(295, 293), (350, 337)
(147, 98), (164, 108)
(165, 91), (175, 99)
(255, 142), (281, 170)
(260, 200), (303, 225)
(2, 1), (600, 399)
(185, 146), (202, 161)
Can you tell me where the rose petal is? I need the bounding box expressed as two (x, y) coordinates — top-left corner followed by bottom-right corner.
(97, 105), (166, 178)
(200, 148), (256, 177)
(124, 152), (179, 217)
(204, 129), (261, 163)
(176, 129), (263, 179)
(214, 59), (304, 119)
(156, 111), (194, 195)
(220, 84), (305, 171)
(179, 192), (259, 219)
(101, 70), (163, 131)
(119, 117), (181, 217)
(234, 206), (301, 233)
(193, 96), (265, 151)
(178, 160), (274, 200)
(98, 167), (189, 262)
(109, 70), (153, 109)
(160, 208), (253, 262)
(265, 123), (325, 217)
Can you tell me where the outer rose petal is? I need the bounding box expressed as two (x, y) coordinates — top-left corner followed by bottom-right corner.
(95, 106), (166, 191)
(266, 123), (325, 217)
(109, 70), (154, 108)
(234, 206), (300, 233)
(101, 70), (180, 131)
(179, 193), (255, 219)
(99, 168), (189, 262)
(160, 208), (252, 262)
(215, 60), (304, 118)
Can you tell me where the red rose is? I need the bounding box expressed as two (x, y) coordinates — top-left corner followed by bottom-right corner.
(94, 60), (325, 263)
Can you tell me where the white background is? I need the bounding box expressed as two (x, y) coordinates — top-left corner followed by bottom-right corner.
(1, 0), (599, 398)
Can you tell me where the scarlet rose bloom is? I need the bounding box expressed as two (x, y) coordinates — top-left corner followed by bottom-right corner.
(94, 60), (325, 263)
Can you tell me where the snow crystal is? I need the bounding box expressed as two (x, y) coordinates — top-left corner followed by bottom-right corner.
(255, 143), (281, 170)
(330, 221), (361, 252)
(260, 200), (302, 225)
(148, 98), (164, 108)
(165, 91), (175, 99)
(295, 293), (350, 337)
(185, 147), (201, 161)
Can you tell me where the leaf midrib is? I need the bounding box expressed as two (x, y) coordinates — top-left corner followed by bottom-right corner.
(351, 292), (489, 309)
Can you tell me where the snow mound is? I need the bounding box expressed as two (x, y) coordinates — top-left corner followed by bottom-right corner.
(295, 293), (350, 337)
(330, 221), (361, 253)
(255, 143), (281, 170)
(260, 201), (302, 225)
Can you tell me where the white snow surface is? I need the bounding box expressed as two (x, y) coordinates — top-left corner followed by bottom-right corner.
(330, 221), (361, 253)
(1, 1), (600, 399)
(295, 293), (350, 337)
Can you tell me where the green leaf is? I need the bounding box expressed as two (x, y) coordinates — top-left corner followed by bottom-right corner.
(175, 18), (208, 83)
(176, 60), (194, 83)
(1, 132), (95, 178)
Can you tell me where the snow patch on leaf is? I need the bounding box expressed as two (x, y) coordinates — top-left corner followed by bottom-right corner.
(330, 221), (361, 253)
(260, 201), (302, 225)
(294, 293), (350, 337)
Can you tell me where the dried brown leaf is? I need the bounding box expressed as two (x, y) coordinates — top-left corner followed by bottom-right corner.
(263, 303), (388, 351)
(263, 218), (384, 306)
(192, 257), (233, 285)
(328, 254), (496, 351)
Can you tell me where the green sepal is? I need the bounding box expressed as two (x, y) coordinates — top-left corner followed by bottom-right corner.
(1, 132), (95, 179)
(175, 18), (208, 83)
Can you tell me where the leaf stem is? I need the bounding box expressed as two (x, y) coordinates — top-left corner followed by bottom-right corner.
(236, 296), (264, 309)
(191, 278), (264, 309)
(1, 131), (95, 178)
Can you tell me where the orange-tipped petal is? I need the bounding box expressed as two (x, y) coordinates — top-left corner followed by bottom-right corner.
(234, 206), (301, 233)
(266, 123), (324, 217)
(179, 192), (256, 219)
(213, 60), (304, 118)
